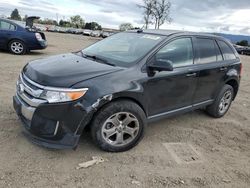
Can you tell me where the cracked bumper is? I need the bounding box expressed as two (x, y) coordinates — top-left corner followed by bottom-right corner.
(13, 95), (93, 149)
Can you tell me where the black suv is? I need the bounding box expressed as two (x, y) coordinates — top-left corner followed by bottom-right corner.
(13, 30), (241, 152)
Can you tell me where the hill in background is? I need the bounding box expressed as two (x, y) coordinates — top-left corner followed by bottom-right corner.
(215, 33), (250, 44)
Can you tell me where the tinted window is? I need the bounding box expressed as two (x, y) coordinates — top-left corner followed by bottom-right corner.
(215, 42), (223, 61)
(197, 38), (218, 64)
(156, 38), (193, 68)
(0, 21), (15, 30)
(217, 40), (236, 60)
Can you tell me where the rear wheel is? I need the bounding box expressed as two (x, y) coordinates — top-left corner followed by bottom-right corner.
(91, 100), (146, 152)
(8, 40), (26, 55)
(206, 84), (234, 118)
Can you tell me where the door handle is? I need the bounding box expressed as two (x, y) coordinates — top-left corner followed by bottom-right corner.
(220, 67), (227, 71)
(186, 73), (197, 77)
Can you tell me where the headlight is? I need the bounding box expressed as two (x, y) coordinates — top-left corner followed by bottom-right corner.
(40, 88), (88, 103)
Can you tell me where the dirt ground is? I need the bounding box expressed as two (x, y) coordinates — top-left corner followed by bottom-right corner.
(0, 32), (249, 188)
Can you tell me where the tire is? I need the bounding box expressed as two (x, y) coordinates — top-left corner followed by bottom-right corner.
(91, 100), (146, 152)
(206, 84), (234, 118)
(8, 40), (26, 55)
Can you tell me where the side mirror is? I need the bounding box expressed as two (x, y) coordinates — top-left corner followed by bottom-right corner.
(147, 59), (173, 76)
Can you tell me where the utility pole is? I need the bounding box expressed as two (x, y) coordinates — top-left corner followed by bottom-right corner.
(56, 13), (58, 25)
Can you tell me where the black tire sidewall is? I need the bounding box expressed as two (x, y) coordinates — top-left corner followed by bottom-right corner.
(91, 100), (146, 152)
(207, 85), (234, 118)
(8, 40), (26, 55)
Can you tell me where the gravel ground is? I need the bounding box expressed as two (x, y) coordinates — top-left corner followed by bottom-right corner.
(0, 32), (249, 188)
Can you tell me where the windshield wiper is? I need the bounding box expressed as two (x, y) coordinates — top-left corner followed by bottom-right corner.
(81, 52), (116, 66)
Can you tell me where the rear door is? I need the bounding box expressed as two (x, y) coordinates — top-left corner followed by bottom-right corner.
(192, 37), (227, 104)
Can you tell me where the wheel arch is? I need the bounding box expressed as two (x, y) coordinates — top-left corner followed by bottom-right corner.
(225, 79), (239, 100)
(110, 96), (147, 115)
(8, 38), (26, 46)
(84, 96), (147, 132)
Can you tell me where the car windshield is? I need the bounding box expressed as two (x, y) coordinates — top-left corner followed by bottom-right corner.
(82, 32), (164, 67)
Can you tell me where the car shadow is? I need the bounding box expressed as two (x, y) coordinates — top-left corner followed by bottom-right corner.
(0, 49), (11, 54)
(27, 51), (47, 56)
(0, 49), (48, 56)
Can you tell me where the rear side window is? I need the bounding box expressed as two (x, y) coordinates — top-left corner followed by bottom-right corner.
(156, 38), (194, 68)
(196, 38), (222, 64)
(0, 21), (15, 30)
(217, 40), (236, 60)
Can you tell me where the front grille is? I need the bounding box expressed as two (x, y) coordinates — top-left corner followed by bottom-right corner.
(21, 75), (39, 90)
(16, 74), (47, 107)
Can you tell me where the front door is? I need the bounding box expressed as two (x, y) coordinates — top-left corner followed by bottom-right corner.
(145, 37), (199, 117)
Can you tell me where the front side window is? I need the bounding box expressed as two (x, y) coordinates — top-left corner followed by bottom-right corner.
(82, 32), (164, 67)
(0, 21), (15, 30)
(217, 40), (236, 60)
(155, 38), (194, 68)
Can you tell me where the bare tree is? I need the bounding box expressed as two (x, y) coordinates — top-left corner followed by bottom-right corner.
(138, 0), (172, 29)
(152, 0), (172, 29)
(138, 0), (155, 29)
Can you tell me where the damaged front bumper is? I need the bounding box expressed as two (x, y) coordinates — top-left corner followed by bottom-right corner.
(13, 74), (94, 149)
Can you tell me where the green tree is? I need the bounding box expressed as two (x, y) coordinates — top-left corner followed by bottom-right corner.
(37, 18), (58, 25)
(70, 15), (85, 28)
(84, 22), (102, 30)
(59, 20), (71, 27)
(119, 23), (133, 31)
(236, 40), (249, 47)
(10, 8), (21, 21)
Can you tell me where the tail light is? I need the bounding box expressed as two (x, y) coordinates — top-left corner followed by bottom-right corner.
(35, 33), (43, 41)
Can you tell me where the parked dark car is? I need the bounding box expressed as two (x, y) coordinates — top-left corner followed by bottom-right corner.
(241, 47), (250, 55)
(0, 17), (47, 54)
(13, 30), (241, 152)
(234, 44), (250, 55)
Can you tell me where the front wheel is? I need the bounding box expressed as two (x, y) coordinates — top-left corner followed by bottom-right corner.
(206, 85), (234, 118)
(91, 100), (146, 152)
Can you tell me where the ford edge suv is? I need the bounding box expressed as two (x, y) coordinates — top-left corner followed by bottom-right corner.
(13, 30), (241, 152)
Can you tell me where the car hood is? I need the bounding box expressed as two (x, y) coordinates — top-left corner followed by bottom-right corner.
(23, 53), (123, 87)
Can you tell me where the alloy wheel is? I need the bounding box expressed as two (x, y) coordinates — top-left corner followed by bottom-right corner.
(218, 90), (232, 114)
(101, 112), (140, 147)
(11, 42), (24, 54)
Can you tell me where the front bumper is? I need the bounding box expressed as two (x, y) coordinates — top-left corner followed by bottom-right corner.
(13, 74), (93, 149)
(30, 40), (47, 50)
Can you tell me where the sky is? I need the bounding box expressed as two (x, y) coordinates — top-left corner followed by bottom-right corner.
(0, 0), (250, 35)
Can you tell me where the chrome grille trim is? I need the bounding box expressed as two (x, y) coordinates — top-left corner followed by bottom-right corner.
(22, 73), (89, 92)
(20, 74), (43, 98)
(17, 90), (46, 107)
(17, 74), (47, 107)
